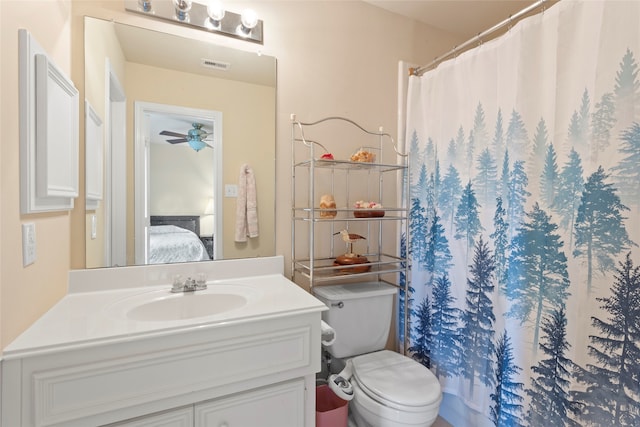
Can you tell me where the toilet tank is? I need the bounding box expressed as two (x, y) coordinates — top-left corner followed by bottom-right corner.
(313, 282), (397, 358)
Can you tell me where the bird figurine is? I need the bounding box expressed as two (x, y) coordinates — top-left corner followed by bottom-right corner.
(334, 230), (366, 256)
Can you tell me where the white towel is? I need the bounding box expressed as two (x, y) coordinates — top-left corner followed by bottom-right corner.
(235, 164), (259, 242)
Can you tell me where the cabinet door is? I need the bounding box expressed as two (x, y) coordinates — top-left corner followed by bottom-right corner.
(102, 406), (193, 427)
(195, 380), (305, 427)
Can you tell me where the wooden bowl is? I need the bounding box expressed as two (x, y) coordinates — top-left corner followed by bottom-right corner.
(354, 210), (385, 218)
(334, 254), (371, 273)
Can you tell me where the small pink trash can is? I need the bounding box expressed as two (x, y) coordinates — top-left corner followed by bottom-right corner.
(316, 384), (349, 427)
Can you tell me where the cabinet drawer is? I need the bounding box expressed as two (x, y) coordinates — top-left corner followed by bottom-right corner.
(195, 380), (305, 427)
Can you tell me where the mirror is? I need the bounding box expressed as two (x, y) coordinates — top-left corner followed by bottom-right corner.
(83, 16), (276, 268)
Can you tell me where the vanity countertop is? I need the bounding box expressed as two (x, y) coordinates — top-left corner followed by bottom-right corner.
(3, 256), (326, 360)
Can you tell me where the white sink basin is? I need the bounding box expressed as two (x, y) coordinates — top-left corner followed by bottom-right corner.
(127, 293), (248, 321)
(107, 284), (261, 322)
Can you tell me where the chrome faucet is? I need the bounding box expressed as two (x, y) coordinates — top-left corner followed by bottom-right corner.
(170, 275), (208, 293)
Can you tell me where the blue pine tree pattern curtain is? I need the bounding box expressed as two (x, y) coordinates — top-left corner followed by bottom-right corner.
(402, 1), (640, 425)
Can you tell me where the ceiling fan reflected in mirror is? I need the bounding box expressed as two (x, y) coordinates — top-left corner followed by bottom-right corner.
(160, 122), (213, 152)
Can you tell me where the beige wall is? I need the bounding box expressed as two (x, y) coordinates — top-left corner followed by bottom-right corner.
(0, 0), (74, 349)
(0, 0), (461, 350)
(150, 144), (215, 217)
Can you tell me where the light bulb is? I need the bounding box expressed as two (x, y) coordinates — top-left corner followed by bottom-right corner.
(207, 0), (225, 22)
(240, 9), (258, 31)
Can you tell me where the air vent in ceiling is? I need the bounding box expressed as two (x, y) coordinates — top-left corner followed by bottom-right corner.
(201, 58), (231, 71)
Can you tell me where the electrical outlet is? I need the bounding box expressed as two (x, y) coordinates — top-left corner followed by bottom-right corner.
(22, 223), (36, 266)
(224, 184), (238, 197)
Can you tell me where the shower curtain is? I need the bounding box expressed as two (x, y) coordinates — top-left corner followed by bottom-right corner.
(402, 1), (640, 426)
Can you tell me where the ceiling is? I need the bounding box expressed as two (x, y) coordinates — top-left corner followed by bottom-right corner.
(364, 0), (539, 39)
(113, 21), (275, 87)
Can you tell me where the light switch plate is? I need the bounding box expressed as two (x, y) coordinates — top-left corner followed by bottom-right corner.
(224, 184), (238, 197)
(22, 223), (36, 266)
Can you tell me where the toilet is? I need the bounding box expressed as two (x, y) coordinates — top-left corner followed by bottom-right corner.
(314, 282), (442, 427)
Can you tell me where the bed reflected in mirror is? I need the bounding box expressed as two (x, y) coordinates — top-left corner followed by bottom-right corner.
(148, 216), (211, 264)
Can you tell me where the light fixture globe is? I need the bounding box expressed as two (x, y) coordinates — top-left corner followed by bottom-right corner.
(188, 139), (207, 152)
(240, 8), (258, 32)
(207, 0), (225, 23)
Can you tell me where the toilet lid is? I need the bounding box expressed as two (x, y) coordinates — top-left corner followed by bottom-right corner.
(352, 350), (441, 409)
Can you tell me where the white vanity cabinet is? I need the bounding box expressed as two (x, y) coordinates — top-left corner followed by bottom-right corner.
(1, 259), (326, 427)
(2, 313), (319, 427)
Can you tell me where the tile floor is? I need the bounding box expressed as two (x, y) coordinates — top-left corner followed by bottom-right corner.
(433, 415), (454, 427)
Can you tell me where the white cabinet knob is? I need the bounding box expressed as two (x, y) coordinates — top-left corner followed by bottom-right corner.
(219, 423), (229, 427)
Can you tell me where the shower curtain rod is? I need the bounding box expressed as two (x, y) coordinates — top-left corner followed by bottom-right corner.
(411, 0), (548, 76)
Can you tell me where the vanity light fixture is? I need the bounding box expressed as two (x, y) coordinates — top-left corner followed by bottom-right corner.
(125, 0), (264, 44)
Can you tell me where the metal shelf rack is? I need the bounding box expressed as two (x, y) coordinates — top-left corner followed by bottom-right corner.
(290, 114), (410, 298)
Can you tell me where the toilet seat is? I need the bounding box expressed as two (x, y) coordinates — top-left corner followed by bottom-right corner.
(351, 380), (440, 426)
(351, 350), (441, 411)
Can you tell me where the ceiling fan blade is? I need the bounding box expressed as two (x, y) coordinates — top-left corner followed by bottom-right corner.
(167, 138), (188, 144)
(160, 130), (187, 138)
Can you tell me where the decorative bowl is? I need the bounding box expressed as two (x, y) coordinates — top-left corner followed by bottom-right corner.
(354, 210), (385, 218)
(334, 254), (371, 273)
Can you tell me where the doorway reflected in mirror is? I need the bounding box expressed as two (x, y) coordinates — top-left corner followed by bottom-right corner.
(134, 102), (221, 265)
